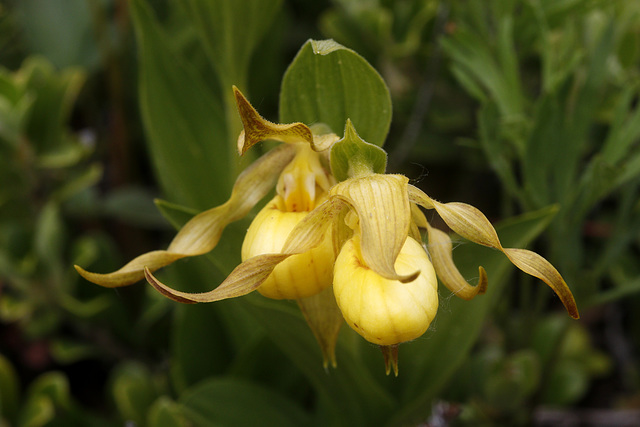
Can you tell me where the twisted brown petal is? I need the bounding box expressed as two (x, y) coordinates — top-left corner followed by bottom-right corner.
(409, 185), (579, 319)
(234, 86), (321, 154)
(425, 222), (487, 300)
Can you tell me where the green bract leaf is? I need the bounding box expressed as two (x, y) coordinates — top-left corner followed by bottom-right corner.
(280, 39), (392, 147)
(330, 119), (387, 181)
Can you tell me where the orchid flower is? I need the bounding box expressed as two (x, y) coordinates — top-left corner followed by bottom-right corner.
(76, 88), (579, 375)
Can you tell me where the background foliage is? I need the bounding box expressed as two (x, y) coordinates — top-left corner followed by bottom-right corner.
(1, 0), (639, 426)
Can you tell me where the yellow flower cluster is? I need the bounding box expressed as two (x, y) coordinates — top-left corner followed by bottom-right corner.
(76, 88), (578, 375)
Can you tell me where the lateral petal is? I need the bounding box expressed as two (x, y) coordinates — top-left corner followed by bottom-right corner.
(503, 248), (579, 319)
(75, 144), (296, 288)
(144, 196), (349, 303)
(409, 184), (579, 318)
(425, 222), (487, 300)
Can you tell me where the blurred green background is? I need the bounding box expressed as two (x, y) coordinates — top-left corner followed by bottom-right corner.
(1, 0), (640, 426)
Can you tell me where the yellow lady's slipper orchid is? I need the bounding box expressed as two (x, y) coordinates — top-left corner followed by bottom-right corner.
(75, 87), (579, 375)
(333, 234), (438, 346)
(241, 144), (336, 299)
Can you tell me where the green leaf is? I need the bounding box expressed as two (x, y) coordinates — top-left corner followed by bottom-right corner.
(243, 296), (395, 426)
(167, 261), (258, 393)
(279, 39), (392, 147)
(102, 186), (167, 228)
(154, 199), (199, 231)
(180, 377), (312, 427)
(130, 0), (232, 210)
(111, 363), (158, 425)
(0, 354), (19, 421)
(20, 57), (86, 159)
(601, 84), (640, 165)
(441, 23), (522, 118)
(540, 359), (588, 405)
(34, 201), (64, 278)
(18, 372), (73, 427)
(49, 338), (98, 364)
(390, 206), (560, 425)
(148, 397), (189, 427)
(330, 119), (387, 181)
(181, 0), (283, 159)
(522, 94), (562, 208)
(17, 395), (54, 427)
(24, 372), (71, 410)
(15, 0), (97, 69)
(182, 0), (282, 88)
(484, 350), (541, 412)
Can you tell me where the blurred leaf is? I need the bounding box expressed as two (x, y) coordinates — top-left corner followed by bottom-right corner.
(587, 275), (640, 307)
(182, 0), (282, 88)
(130, 0), (232, 210)
(540, 360), (588, 405)
(477, 102), (522, 203)
(19, 372), (72, 427)
(148, 397), (189, 427)
(319, 6), (390, 62)
(279, 39), (392, 147)
(0, 70), (32, 147)
(102, 186), (167, 228)
(17, 395), (54, 427)
(52, 163), (102, 203)
(170, 302), (234, 392)
(391, 206), (560, 425)
(14, 0), (97, 69)
(522, 94), (562, 208)
(111, 363), (158, 426)
(24, 372), (70, 410)
(20, 57), (85, 158)
(33, 201), (64, 277)
(601, 84), (640, 166)
(49, 339), (98, 365)
(0, 354), (19, 421)
(59, 292), (111, 318)
(243, 296), (395, 426)
(555, 17), (615, 202)
(0, 295), (32, 322)
(154, 199), (198, 231)
(167, 258), (254, 392)
(484, 350), (541, 412)
(180, 377), (311, 427)
(441, 20), (523, 118)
